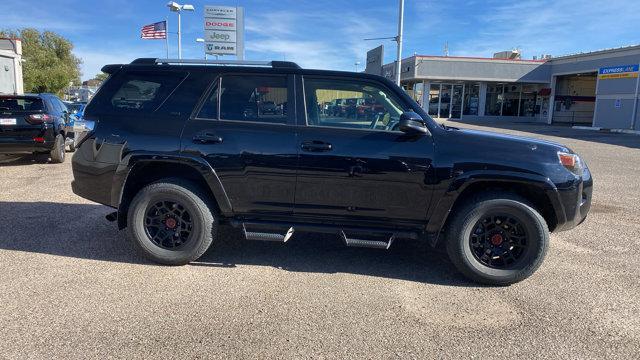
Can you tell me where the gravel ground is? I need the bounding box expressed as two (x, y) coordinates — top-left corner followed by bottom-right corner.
(0, 122), (638, 359)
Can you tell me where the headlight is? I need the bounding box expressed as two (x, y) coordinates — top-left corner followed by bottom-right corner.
(558, 151), (582, 174)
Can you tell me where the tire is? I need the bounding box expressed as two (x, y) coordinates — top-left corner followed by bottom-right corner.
(127, 179), (216, 265)
(67, 136), (76, 152)
(445, 192), (549, 285)
(50, 134), (65, 163)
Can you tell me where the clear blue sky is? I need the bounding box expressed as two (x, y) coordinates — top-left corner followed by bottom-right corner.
(2, 0), (639, 80)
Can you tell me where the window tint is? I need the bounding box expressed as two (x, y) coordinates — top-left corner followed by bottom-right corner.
(219, 75), (288, 124)
(109, 71), (185, 113)
(0, 97), (44, 112)
(196, 79), (219, 119)
(304, 78), (406, 131)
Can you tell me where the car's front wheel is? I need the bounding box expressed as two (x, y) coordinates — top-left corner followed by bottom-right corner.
(127, 179), (216, 265)
(445, 193), (549, 285)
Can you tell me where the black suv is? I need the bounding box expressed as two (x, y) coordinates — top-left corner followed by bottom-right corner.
(71, 58), (592, 285)
(0, 93), (71, 163)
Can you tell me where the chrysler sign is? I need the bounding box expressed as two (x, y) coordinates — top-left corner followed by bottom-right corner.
(204, 5), (244, 58)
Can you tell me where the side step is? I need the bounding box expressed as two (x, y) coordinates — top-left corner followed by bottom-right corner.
(340, 231), (395, 250)
(242, 224), (294, 243)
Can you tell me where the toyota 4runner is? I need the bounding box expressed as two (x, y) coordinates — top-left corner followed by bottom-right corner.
(71, 58), (592, 285)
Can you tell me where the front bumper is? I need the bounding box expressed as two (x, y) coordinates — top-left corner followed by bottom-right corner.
(551, 165), (593, 232)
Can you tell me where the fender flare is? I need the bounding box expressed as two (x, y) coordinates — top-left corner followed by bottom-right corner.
(112, 152), (233, 227)
(425, 170), (565, 245)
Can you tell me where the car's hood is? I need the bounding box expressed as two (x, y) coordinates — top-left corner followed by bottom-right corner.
(452, 127), (571, 153)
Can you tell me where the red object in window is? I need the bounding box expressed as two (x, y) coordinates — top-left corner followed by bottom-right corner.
(256, 87), (271, 94)
(33, 137), (45, 143)
(538, 88), (552, 96)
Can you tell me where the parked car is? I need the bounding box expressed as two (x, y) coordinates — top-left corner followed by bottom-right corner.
(0, 93), (71, 163)
(71, 58), (592, 285)
(65, 101), (87, 122)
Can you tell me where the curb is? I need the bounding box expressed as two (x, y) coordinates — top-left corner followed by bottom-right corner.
(571, 126), (640, 135)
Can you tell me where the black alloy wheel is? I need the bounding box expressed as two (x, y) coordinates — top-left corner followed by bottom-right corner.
(127, 179), (216, 265)
(445, 193), (549, 285)
(469, 214), (528, 269)
(144, 200), (193, 250)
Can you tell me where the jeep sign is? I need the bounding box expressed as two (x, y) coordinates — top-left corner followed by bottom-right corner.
(204, 5), (244, 59)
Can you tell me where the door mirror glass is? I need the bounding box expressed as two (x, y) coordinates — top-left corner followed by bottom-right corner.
(398, 112), (428, 135)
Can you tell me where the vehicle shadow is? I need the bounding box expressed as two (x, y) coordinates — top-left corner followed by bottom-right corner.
(0, 154), (51, 167)
(446, 119), (640, 149)
(0, 201), (471, 287)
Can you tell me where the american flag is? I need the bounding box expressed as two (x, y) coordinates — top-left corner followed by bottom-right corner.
(141, 21), (167, 39)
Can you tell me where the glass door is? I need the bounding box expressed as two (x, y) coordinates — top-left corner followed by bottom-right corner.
(439, 84), (451, 118)
(451, 84), (463, 119)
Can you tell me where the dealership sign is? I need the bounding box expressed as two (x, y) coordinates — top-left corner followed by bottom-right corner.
(598, 64), (639, 79)
(204, 5), (244, 58)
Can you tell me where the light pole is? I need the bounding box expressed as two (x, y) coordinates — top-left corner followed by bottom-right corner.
(363, 0), (405, 86)
(354, 61), (361, 72)
(395, 0), (404, 87)
(196, 38), (207, 59)
(167, 2), (194, 59)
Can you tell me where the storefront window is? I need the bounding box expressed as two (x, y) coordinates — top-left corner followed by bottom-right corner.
(428, 84), (439, 116)
(463, 84), (480, 115)
(485, 84), (503, 116)
(519, 84), (541, 117)
(502, 84), (521, 116)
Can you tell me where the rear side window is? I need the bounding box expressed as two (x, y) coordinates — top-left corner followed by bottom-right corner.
(108, 71), (186, 113)
(0, 97), (45, 112)
(215, 75), (289, 124)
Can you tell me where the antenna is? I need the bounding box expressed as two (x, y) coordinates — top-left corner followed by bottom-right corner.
(444, 41), (449, 57)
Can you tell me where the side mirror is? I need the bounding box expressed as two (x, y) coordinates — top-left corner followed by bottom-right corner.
(398, 112), (428, 135)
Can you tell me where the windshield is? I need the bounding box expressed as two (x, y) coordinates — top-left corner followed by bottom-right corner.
(67, 103), (84, 113)
(0, 97), (45, 112)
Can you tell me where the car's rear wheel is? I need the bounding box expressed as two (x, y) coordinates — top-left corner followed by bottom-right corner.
(127, 179), (216, 265)
(50, 134), (65, 163)
(445, 193), (549, 285)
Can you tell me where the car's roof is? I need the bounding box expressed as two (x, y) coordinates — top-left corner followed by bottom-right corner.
(103, 59), (395, 86)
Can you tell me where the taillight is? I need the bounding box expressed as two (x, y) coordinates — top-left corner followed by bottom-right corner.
(558, 151), (582, 174)
(26, 114), (53, 124)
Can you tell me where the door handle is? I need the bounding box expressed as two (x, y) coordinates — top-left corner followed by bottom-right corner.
(193, 132), (223, 144)
(301, 140), (332, 152)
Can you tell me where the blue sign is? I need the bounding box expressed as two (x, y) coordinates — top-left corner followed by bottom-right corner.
(599, 64), (639, 75)
(598, 64), (639, 79)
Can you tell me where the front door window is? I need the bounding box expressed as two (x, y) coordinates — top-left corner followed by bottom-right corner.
(304, 78), (407, 132)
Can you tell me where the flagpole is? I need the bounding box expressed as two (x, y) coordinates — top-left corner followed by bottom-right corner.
(165, 17), (169, 58)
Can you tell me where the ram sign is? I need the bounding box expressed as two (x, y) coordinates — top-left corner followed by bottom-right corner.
(204, 5), (244, 58)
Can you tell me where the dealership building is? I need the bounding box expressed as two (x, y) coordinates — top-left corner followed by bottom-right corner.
(367, 45), (640, 131)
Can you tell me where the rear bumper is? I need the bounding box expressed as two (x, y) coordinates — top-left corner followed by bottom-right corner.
(551, 166), (593, 232)
(0, 139), (54, 154)
(0, 127), (56, 154)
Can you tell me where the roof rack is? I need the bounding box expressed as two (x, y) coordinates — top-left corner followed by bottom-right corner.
(130, 58), (301, 69)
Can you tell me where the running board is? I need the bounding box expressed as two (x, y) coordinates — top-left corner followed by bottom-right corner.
(242, 224), (294, 243)
(340, 231), (395, 250)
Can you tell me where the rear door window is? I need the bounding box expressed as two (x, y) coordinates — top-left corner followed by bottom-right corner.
(108, 71), (186, 113)
(216, 75), (290, 124)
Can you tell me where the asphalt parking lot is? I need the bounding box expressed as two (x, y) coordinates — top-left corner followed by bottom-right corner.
(0, 121), (638, 359)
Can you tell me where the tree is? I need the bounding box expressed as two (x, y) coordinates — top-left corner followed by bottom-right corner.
(94, 72), (109, 82)
(0, 28), (82, 95)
